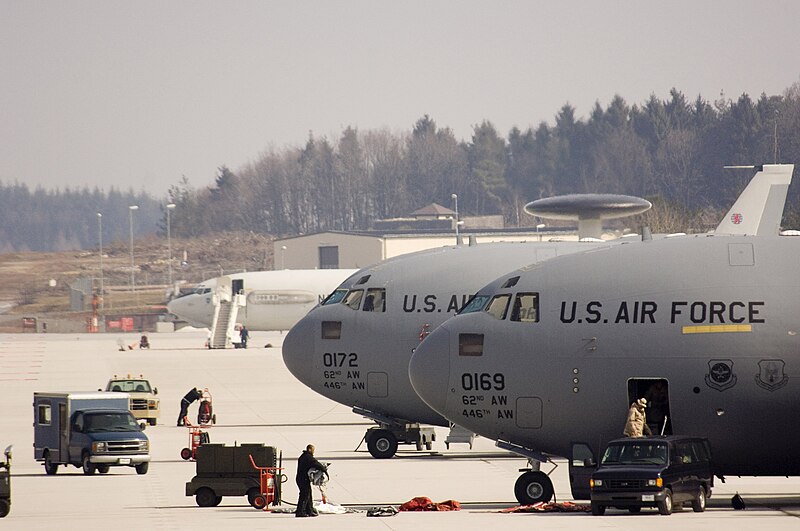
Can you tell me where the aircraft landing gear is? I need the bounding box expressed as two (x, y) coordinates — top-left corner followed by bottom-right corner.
(514, 470), (554, 505)
(495, 441), (556, 506)
(363, 425), (436, 458)
(366, 429), (397, 459)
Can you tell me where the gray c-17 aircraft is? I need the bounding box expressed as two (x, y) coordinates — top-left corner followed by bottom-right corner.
(409, 170), (798, 505)
(283, 164), (793, 461)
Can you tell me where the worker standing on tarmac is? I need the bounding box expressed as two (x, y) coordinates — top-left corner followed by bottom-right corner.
(239, 325), (250, 348)
(295, 444), (327, 517)
(623, 398), (652, 437)
(177, 387), (202, 426)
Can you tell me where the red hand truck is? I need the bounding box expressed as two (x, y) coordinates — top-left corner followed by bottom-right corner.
(248, 454), (284, 511)
(180, 417), (211, 461)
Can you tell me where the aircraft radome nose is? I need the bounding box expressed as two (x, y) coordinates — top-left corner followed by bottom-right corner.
(409, 327), (450, 416)
(283, 316), (314, 385)
(166, 298), (187, 320)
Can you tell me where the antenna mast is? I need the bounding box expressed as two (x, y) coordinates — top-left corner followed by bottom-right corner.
(774, 109), (779, 164)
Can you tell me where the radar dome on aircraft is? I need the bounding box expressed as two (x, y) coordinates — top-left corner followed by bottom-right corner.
(525, 194), (652, 240)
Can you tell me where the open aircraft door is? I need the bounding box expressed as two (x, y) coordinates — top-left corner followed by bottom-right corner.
(569, 442), (596, 500)
(231, 278), (244, 295)
(628, 378), (672, 436)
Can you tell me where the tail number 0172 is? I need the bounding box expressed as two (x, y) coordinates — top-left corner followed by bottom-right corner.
(323, 352), (358, 368)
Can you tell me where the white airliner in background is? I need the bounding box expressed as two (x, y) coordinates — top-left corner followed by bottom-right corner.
(167, 269), (357, 331)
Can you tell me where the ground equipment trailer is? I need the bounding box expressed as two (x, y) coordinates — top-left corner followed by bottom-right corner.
(185, 443), (281, 507)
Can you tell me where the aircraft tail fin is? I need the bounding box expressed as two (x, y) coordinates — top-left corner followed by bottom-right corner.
(715, 164), (794, 236)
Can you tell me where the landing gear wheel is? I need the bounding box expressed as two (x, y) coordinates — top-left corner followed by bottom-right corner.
(425, 441), (432, 450)
(366, 429), (398, 459)
(44, 451), (58, 475)
(514, 470), (554, 505)
(180, 448), (192, 460)
(135, 462), (149, 475)
(591, 502), (605, 516)
(97, 464), (110, 474)
(253, 495), (267, 510)
(658, 488), (673, 515)
(82, 454), (96, 475)
(211, 414), (216, 425)
(0, 499), (9, 518)
(415, 441), (423, 451)
(692, 487), (706, 512)
(148, 418), (157, 426)
(195, 487), (218, 507)
(247, 487), (261, 508)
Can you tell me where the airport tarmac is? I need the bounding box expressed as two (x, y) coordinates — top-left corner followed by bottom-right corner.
(0, 330), (798, 530)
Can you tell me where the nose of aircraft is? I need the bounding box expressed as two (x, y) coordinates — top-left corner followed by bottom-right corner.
(166, 298), (181, 316)
(282, 314), (314, 385)
(166, 296), (190, 321)
(409, 327), (451, 416)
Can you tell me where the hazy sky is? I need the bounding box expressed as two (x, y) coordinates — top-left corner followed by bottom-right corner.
(2, 1), (798, 197)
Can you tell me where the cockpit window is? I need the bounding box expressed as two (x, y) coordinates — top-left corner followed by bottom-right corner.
(362, 288), (385, 312)
(510, 292), (539, 322)
(459, 295), (490, 314)
(193, 286), (211, 295)
(501, 276), (520, 289)
(355, 275), (371, 285)
(342, 289), (364, 310)
(485, 294), (511, 320)
(321, 288), (348, 306)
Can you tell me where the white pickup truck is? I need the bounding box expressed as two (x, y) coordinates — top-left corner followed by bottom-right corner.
(103, 375), (160, 426)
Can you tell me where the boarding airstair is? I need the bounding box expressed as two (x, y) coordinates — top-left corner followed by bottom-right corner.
(208, 276), (245, 349)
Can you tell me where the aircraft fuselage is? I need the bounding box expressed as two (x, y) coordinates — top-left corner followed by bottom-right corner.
(411, 235), (800, 476)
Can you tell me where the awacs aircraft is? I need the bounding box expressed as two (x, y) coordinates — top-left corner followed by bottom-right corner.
(283, 164), (793, 459)
(167, 269), (356, 331)
(409, 168), (798, 505)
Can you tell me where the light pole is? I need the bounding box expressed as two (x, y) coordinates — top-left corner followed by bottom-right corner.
(166, 203), (176, 290)
(451, 193), (459, 241)
(280, 245), (287, 270)
(97, 212), (104, 310)
(128, 205), (139, 293)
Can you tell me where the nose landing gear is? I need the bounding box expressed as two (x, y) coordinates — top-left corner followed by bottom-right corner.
(514, 470), (554, 505)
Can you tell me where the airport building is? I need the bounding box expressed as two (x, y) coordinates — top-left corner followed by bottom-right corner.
(273, 203), (573, 270)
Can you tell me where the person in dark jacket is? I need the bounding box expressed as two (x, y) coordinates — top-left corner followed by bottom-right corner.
(296, 444), (326, 517)
(177, 387), (202, 426)
(239, 325), (249, 348)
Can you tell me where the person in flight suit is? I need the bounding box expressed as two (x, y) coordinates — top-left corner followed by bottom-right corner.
(177, 387), (202, 426)
(295, 444), (327, 517)
(623, 397), (652, 437)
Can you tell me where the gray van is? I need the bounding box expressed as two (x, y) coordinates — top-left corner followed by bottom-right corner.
(590, 436), (713, 515)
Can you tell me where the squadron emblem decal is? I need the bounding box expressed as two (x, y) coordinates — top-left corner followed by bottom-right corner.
(705, 359), (737, 391)
(730, 213), (743, 224)
(755, 359), (788, 392)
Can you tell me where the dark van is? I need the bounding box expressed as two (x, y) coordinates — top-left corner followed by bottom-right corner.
(590, 436), (713, 515)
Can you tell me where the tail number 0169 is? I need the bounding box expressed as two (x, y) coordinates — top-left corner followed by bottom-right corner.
(461, 373), (505, 391)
